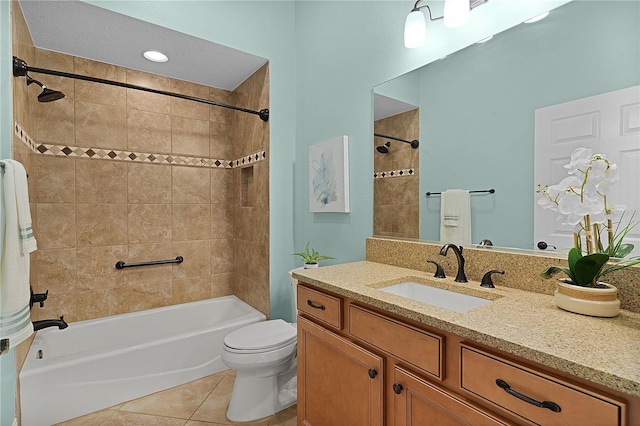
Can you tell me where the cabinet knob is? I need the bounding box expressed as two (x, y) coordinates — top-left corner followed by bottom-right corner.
(368, 369), (378, 379)
(393, 383), (403, 394)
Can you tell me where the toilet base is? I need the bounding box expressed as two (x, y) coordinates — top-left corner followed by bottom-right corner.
(226, 358), (297, 422)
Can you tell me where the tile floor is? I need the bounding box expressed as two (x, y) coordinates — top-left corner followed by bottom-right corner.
(53, 370), (297, 426)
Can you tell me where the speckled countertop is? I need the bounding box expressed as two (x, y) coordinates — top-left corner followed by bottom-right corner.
(293, 261), (640, 399)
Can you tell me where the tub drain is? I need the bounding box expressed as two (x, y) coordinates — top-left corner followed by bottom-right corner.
(36, 350), (43, 359)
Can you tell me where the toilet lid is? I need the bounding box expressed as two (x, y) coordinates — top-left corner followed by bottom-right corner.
(224, 319), (296, 351)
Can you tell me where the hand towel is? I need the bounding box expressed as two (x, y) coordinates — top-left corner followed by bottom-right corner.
(440, 189), (471, 246)
(1, 159), (35, 347)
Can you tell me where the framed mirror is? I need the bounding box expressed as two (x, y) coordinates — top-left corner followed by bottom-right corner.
(373, 0), (640, 252)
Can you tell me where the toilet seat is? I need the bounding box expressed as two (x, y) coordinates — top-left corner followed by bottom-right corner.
(224, 319), (296, 353)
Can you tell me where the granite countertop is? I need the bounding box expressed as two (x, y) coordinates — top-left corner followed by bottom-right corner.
(293, 261), (640, 399)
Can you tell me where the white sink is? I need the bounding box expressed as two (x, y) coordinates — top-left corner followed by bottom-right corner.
(379, 281), (492, 313)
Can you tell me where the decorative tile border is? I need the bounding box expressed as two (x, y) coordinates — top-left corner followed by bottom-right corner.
(14, 121), (266, 169)
(14, 122), (37, 152)
(373, 168), (416, 179)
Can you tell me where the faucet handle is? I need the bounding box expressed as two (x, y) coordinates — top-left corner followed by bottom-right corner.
(426, 260), (446, 278)
(30, 289), (49, 308)
(481, 270), (505, 288)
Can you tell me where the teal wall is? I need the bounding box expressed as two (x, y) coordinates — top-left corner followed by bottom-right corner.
(418, 0), (640, 248)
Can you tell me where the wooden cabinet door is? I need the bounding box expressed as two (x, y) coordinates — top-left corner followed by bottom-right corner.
(392, 366), (511, 426)
(298, 315), (384, 426)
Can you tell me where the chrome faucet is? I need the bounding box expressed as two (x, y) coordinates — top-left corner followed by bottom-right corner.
(439, 244), (468, 283)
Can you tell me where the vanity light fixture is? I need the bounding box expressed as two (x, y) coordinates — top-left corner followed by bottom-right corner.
(404, 0), (489, 49)
(524, 11), (549, 24)
(143, 50), (169, 63)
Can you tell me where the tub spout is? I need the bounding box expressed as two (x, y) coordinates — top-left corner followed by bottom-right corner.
(33, 316), (68, 331)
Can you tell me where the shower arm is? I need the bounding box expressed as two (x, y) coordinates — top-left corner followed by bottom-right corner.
(374, 133), (419, 148)
(12, 56), (269, 122)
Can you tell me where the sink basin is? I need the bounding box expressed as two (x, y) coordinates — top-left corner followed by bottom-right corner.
(379, 281), (492, 313)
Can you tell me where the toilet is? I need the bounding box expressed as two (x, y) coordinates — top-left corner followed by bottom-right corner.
(221, 268), (302, 422)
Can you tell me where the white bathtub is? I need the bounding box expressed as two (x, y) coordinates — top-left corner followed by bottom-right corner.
(20, 296), (265, 425)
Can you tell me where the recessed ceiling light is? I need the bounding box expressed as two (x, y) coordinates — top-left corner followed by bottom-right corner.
(476, 35), (493, 44)
(143, 50), (169, 63)
(524, 11), (549, 24)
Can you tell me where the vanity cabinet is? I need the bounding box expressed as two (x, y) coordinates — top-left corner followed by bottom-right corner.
(297, 282), (630, 426)
(297, 316), (384, 426)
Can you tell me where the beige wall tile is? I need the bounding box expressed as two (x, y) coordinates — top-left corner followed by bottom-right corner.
(74, 57), (126, 107)
(75, 289), (111, 321)
(36, 203), (76, 249)
(76, 159), (127, 203)
(172, 166), (210, 204)
(76, 203), (127, 247)
(172, 275), (211, 304)
(121, 280), (173, 312)
(172, 240), (211, 279)
(34, 156), (75, 203)
(126, 69), (172, 114)
(127, 109), (172, 153)
(171, 79), (210, 120)
(173, 204), (211, 241)
(211, 273), (234, 298)
(35, 88), (75, 145)
(75, 101), (127, 149)
(209, 122), (232, 159)
(128, 204), (172, 244)
(126, 242), (174, 285)
(32, 291), (76, 322)
(210, 168), (232, 204)
(210, 203), (233, 239)
(171, 116), (209, 157)
(210, 238), (234, 274)
(128, 163), (172, 203)
(76, 245), (127, 291)
(36, 248), (76, 295)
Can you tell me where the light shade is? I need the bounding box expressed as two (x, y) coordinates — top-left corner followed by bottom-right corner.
(404, 10), (427, 48)
(524, 11), (549, 24)
(143, 50), (169, 63)
(444, 0), (469, 28)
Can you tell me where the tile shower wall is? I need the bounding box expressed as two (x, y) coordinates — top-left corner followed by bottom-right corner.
(373, 108), (419, 239)
(19, 48), (269, 322)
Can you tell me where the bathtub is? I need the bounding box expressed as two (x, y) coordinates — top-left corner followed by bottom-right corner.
(20, 296), (265, 426)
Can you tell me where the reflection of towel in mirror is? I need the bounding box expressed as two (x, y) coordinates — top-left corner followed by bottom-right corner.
(1, 159), (36, 347)
(440, 189), (471, 246)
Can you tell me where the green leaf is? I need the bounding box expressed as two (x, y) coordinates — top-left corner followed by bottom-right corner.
(541, 266), (574, 282)
(573, 253), (609, 286)
(567, 247), (582, 272)
(612, 243), (634, 259)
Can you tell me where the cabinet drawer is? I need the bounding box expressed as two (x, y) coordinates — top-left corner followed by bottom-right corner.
(297, 284), (343, 330)
(460, 344), (627, 426)
(348, 304), (444, 380)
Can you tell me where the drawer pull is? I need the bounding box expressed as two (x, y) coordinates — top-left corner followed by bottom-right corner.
(368, 369), (378, 379)
(307, 300), (326, 310)
(393, 383), (404, 394)
(496, 379), (561, 413)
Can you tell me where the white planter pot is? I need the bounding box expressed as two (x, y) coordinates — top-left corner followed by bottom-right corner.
(554, 280), (620, 318)
(303, 263), (319, 269)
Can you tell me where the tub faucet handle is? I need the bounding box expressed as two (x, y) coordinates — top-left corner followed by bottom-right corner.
(30, 289), (49, 308)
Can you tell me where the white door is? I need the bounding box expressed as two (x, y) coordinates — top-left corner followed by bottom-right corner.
(534, 86), (640, 256)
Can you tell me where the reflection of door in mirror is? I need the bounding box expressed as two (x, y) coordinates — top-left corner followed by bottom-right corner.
(534, 85), (640, 256)
(373, 105), (420, 238)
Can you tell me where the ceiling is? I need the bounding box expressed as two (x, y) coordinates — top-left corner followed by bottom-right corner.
(18, 0), (268, 91)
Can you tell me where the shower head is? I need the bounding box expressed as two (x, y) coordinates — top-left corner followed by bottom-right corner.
(376, 142), (391, 154)
(26, 76), (65, 103)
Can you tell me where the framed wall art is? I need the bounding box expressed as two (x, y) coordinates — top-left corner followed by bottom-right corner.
(308, 135), (350, 213)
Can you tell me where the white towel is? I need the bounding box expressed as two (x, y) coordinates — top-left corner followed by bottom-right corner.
(1, 159), (36, 347)
(440, 189), (471, 246)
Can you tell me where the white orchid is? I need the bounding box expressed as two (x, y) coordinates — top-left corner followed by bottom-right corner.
(537, 148), (635, 257)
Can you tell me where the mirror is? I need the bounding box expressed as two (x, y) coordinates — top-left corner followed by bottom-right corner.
(373, 0), (640, 251)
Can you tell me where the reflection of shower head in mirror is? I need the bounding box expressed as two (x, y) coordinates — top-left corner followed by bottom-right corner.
(376, 141), (391, 154)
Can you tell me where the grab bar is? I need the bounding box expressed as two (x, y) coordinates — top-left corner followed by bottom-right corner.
(115, 256), (183, 269)
(426, 188), (495, 196)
